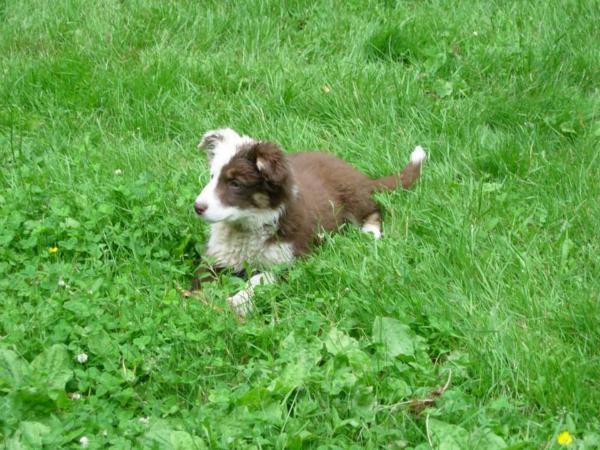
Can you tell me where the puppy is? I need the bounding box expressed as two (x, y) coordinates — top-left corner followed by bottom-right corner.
(192, 128), (426, 317)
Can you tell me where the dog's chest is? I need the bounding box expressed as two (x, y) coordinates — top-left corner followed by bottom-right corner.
(206, 223), (294, 271)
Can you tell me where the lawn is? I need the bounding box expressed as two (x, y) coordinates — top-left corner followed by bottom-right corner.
(1, 0), (599, 448)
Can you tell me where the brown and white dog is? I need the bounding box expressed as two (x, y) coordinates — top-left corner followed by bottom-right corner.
(192, 128), (426, 317)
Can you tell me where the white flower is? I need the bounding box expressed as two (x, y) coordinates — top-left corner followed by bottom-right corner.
(114, 169), (123, 176)
(58, 277), (67, 288)
(69, 392), (81, 400)
(473, 31), (479, 36)
(79, 436), (89, 447)
(139, 416), (150, 425)
(76, 353), (88, 364)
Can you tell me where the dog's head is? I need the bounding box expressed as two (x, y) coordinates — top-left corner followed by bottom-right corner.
(194, 130), (292, 224)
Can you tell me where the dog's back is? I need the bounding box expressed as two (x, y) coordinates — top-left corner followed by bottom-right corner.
(275, 148), (426, 253)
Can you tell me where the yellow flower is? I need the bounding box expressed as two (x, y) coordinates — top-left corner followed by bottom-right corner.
(48, 246), (59, 254)
(557, 431), (574, 446)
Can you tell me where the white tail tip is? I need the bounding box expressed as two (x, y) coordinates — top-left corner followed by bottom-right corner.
(410, 145), (427, 164)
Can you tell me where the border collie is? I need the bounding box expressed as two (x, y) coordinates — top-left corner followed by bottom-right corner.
(192, 128), (426, 317)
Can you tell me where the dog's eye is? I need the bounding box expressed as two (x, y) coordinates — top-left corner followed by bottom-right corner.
(229, 179), (241, 188)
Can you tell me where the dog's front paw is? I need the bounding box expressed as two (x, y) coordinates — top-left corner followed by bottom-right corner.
(227, 289), (253, 318)
(197, 128), (240, 150)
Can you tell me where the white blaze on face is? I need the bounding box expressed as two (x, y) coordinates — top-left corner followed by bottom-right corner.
(195, 129), (254, 223)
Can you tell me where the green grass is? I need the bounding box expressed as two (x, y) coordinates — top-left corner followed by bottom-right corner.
(1, 0), (599, 448)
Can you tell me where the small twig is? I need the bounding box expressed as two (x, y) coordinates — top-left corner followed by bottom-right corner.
(381, 369), (453, 415)
(177, 285), (251, 322)
(438, 369), (453, 395)
(426, 413), (433, 448)
(176, 286), (225, 313)
(409, 369), (452, 414)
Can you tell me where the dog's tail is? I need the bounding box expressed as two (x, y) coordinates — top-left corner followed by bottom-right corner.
(372, 146), (427, 192)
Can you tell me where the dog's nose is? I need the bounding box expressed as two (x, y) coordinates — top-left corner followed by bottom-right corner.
(194, 202), (208, 215)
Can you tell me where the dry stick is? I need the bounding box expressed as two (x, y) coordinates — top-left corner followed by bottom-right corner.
(437, 369), (453, 394)
(409, 369), (453, 414)
(177, 286), (248, 324)
(176, 286), (225, 313)
(425, 413), (433, 448)
(385, 369), (453, 414)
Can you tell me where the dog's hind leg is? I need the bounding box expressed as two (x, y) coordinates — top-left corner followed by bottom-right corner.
(361, 212), (382, 239)
(227, 272), (275, 318)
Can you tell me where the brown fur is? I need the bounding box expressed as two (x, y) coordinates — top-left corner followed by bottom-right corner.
(216, 142), (293, 210)
(211, 142), (424, 255)
(371, 159), (422, 191)
(272, 151), (422, 255)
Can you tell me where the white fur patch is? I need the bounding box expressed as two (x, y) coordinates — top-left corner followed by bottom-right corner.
(410, 145), (427, 164)
(227, 272), (275, 318)
(361, 223), (382, 239)
(256, 157), (267, 172)
(207, 221), (295, 272)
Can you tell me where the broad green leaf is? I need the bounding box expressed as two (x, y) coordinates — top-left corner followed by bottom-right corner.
(269, 333), (322, 393)
(287, 430), (316, 449)
(208, 387), (232, 404)
(269, 349), (321, 393)
(169, 430), (205, 450)
(238, 387), (270, 407)
(63, 299), (93, 317)
(584, 432), (600, 447)
(141, 420), (206, 449)
(435, 80), (453, 98)
(4, 437), (25, 450)
(0, 230), (15, 246)
(279, 333), (323, 360)
(346, 348), (373, 374)
(429, 419), (507, 450)
(385, 377), (412, 400)
(428, 419), (468, 450)
(372, 317), (416, 357)
(253, 401), (283, 425)
(12, 421), (52, 449)
(324, 327), (359, 355)
(322, 363), (358, 395)
(0, 348), (28, 388)
(62, 217), (81, 229)
(88, 329), (119, 360)
(477, 430), (508, 449)
(351, 385), (376, 421)
(30, 344), (72, 397)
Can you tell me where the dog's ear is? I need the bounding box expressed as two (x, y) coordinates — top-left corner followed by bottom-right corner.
(197, 128), (241, 162)
(197, 133), (220, 162)
(248, 141), (289, 184)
